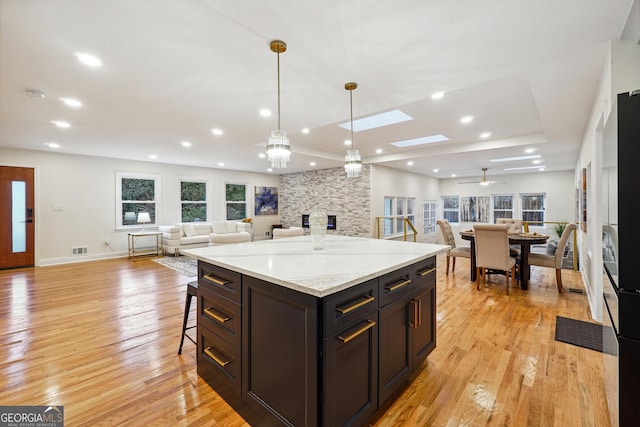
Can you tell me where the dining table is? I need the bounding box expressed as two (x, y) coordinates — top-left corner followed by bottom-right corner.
(460, 230), (549, 290)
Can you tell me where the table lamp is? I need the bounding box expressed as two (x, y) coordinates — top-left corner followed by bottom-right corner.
(137, 212), (151, 231)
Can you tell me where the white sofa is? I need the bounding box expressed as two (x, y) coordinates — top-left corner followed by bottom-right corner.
(272, 227), (305, 239)
(159, 221), (252, 255)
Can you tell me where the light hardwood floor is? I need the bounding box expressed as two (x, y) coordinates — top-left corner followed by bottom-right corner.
(0, 255), (613, 426)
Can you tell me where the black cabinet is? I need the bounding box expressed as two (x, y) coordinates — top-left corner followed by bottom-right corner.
(196, 256), (437, 426)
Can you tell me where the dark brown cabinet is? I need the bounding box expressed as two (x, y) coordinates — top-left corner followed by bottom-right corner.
(196, 256), (437, 426)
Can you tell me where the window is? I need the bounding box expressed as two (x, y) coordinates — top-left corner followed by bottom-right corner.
(423, 201), (437, 234)
(521, 193), (545, 225)
(226, 183), (247, 220)
(396, 197), (406, 232)
(180, 179), (208, 222)
(116, 172), (160, 229)
(442, 196), (459, 223)
(493, 194), (513, 222)
(407, 197), (416, 226)
(383, 197), (393, 236)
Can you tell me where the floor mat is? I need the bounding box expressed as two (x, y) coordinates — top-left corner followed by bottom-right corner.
(152, 256), (197, 277)
(555, 316), (617, 355)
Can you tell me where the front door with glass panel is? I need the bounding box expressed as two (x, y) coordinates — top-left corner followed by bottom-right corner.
(0, 166), (35, 269)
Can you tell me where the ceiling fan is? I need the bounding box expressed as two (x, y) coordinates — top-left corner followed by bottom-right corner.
(458, 168), (505, 185)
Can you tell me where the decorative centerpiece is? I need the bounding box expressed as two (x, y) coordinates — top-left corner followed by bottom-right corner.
(309, 210), (328, 250)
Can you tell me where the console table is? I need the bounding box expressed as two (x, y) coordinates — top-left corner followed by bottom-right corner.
(127, 231), (163, 260)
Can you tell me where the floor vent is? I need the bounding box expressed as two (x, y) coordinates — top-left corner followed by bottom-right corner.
(567, 287), (584, 294)
(72, 246), (88, 256)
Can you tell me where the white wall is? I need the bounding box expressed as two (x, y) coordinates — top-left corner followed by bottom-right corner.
(370, 165), (440, 240)
(576, 39), (640, 321)
(1, 147), (279, 265)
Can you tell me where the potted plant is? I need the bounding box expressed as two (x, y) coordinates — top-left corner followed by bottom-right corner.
(554, 221), (567, 238)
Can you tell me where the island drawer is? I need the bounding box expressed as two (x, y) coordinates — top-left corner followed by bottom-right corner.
(198, 286), (241, 348)
(378, 266), (413, 307)
(413, 256), (436, 289)
(198, 261), (242, 303)
(324, 278), (378, 337)
(198, 323), (241, 397)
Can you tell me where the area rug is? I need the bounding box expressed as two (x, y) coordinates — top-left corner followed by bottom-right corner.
(152, 256), (197, 277)
(555, 316), (617, 355)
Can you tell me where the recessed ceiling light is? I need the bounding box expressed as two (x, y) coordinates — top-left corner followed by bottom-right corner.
(302, 128), (310, 134)
(338, 109), (413, 132)
(310, 161), (316, 166)
(390, 134), (449, 148)
(344, 139), (352, 146)
(538, 167), (546, 171)
(258, 153), (266, 158)
(74, 52), (102, 67)
(490, 154), (541, 163)
(407, 161), (414, 166)
(260, 109), (272, 117)
(532, 159), (541, 164)
(460, 115), (474, 124)
(149, 154), (157, 160)
(433, 169), (439, 173)
(503, 165), (545, 171)
(51, 120), (70, 128)
(60, 97), (82, 108)
(431, 91), (445, 100)
(375, 149), (383, 154)
(480, 132), (492, 139)
(525, 148), (536, 154)
(218, 162), (224, 167)
(43, 142), (60, 149)
(211, 128), (223, 136)
(180, 141), (192, 148)
(267, 168), (273, 172)
(451, 174), (457, 177)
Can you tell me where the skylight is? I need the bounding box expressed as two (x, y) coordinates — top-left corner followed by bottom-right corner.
(338, 109), (413, 132)
(389, 134), (449, 148)
(490, 154), (541, 162)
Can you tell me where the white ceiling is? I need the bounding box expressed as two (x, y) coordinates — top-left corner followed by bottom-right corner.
(0, 0), (634, 181)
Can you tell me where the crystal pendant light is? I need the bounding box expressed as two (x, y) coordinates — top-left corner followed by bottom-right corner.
(265, 40), (291, 169)
(344, 82), (362, 178)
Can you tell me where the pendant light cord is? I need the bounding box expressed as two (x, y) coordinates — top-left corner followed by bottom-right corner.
(277, 50), (281, 131)
(349, 88), (354, 149)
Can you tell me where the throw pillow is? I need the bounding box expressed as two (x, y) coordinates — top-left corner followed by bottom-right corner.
(546, 239), (558, 256)
(212, 221), (228, 234)
(183, 223), (196, 237)
(225, 221), (237, 233)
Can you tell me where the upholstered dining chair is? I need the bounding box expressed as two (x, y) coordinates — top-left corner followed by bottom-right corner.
(436, 219), (471, 275)
(496, 218), (524, 234)
(473, 223), (518, 295)
(528, 222), (577, 292)
(497, 218), (523, 257)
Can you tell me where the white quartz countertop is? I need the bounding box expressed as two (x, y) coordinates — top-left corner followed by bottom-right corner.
(182, 235), (449, 297)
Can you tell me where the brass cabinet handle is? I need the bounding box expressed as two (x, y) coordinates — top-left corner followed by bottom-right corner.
(409, 299), (418, 328)
(417, 267), (436, 277)
(336, 295), (375, 315)
(338, 320), (376, 344)
(204, 347), (232, 367)
(417, 298), (422, 327)
(203, 274), (229, 286)
(204, 307), (230, 323)
(385, 278), (411, 292)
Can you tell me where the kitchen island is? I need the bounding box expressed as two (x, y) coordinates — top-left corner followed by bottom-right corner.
(183, 235), (448, 426)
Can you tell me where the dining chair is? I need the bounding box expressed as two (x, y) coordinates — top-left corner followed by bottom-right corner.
(436, 219), (471, 275)
(473, 223), (518, 295)
(528, 222), (577, 292)
(496, 218), (524, 233)
(497, 218), (523, 258)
